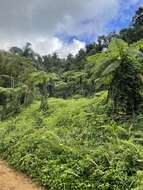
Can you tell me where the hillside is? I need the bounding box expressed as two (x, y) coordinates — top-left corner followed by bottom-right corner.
(0, 93), (143, 189)
(1, 6), (143, 190)
(1, 39), (143, 189)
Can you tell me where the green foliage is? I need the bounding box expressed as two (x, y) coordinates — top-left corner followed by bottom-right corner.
(90, 39), (143, 115)
(0, 52), (51, 118)
(1, 94), (143, 189)
(1, 7), (143, 190)
(120, 7), (143, 44)
(0, 86), (29, 120)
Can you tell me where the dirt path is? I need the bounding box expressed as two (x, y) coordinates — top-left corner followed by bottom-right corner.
(0, 160), (43, 190)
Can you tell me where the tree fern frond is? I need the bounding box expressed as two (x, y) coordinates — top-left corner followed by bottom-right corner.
(101, 61), (120, 77)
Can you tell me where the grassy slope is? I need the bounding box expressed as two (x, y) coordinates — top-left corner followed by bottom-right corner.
(0, 92), (143, 189)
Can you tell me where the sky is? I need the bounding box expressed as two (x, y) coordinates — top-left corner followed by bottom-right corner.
(0, 0), (143, 57)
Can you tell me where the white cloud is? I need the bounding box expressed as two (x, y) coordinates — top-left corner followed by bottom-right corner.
(32, 37), (85, 58)
(32, 37), (63, 55)
(56, 0), (120, 37)
(56, 39), (86, 58)
(0, 0), (120, 37)
(0, 0), (141, 56)
(0, 35), (85, 58)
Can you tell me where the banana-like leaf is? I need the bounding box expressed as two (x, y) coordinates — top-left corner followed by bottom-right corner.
(101, 61), (120, 77)
(95, 74), (113, 89)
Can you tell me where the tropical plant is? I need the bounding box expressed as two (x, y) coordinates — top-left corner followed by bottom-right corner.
(94, 39), (143, 115)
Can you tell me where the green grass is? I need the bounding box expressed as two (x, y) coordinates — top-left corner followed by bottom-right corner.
(1, 92), (143, 189)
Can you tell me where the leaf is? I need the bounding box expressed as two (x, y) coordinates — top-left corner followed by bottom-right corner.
(101, 61), (120, 77)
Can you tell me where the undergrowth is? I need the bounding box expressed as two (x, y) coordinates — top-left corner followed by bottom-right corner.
(0, 91), (143, 189)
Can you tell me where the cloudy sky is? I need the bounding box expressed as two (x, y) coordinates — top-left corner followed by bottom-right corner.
(0, 0), (143, 57)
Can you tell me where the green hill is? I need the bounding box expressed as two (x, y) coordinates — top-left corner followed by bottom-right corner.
(1, 93), (143, 189)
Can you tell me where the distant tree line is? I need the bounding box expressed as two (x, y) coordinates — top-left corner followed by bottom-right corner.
(1, 6), (143, 118)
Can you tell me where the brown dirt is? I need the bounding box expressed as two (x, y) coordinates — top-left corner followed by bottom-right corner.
(0, 160), (43, 190)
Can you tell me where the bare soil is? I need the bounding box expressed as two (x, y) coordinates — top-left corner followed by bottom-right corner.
(0, 160), (43, 190)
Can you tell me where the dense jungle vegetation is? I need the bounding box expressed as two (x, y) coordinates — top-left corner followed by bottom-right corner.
(1, 6), (143, 190)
